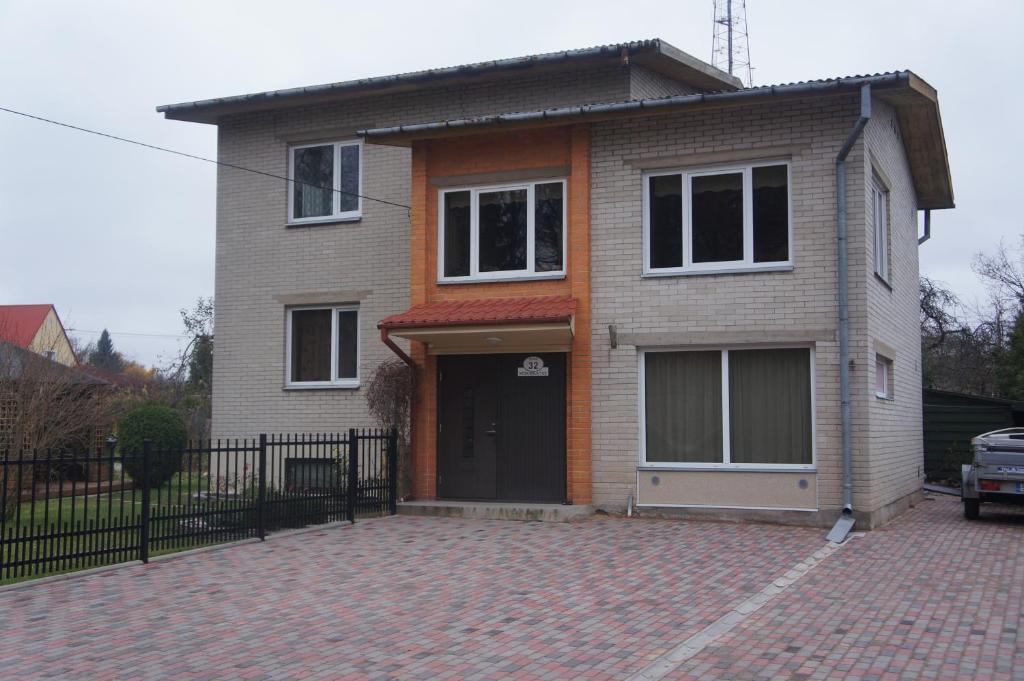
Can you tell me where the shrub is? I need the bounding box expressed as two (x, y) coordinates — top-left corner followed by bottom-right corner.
(119, 404), (187, 488)
(365, 360), (414, 496)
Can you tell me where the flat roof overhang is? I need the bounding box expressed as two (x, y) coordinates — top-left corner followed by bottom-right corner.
(360, 71), (954, 211)
(388, 322), (574, 355)
(379, 296), (576, 356)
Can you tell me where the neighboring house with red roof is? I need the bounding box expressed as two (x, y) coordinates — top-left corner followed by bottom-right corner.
(160, 39), (954, 529)
(0, 305), (77, 367)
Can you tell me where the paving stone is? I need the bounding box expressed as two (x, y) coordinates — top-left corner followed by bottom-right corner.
(2, 496), (1021, 679)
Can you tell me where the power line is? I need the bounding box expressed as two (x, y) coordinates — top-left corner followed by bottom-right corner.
(0, 106), (412, 211)
(67, 328), (188, 339)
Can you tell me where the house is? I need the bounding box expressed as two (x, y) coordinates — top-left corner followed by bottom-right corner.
(158, 39), (953, 528)
(0, 304), (77, 367)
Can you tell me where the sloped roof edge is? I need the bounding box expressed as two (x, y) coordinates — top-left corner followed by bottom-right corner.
(156, 39), (741, 123)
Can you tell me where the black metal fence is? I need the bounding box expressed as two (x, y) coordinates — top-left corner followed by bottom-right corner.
(0, 429), (397, 583)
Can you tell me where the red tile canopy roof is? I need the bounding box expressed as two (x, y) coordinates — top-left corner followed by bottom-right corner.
(0, 304), (53, 348)
(380, 296), (576, 329)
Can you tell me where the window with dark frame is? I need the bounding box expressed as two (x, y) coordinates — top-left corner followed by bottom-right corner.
(289, 141), (361, 223)
(645, 162), (791, 273)
(440, 180), (566, 281)
(287, 305), (359, 387)
(643, 347), (813, 467)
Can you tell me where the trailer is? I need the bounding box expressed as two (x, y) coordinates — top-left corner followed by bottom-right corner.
(962, 428), (1024, 519)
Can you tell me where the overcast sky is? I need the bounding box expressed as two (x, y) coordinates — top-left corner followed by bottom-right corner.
(1, 0), (1020, 366)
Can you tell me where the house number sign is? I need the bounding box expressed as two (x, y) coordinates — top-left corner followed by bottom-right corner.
(517, 356), (549, 377)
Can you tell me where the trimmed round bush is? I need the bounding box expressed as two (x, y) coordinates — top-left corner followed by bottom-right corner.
(119, 404), (187, 488)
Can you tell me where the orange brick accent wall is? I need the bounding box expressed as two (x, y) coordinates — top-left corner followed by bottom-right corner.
(408, 125), (593, 504)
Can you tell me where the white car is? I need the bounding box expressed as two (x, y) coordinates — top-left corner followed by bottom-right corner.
(962, 428), (1024, 519)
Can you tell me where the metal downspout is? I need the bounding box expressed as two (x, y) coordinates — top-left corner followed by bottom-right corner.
(918, 210), (932, 245)
(828, 84), (871, 543)
(379, 327), (416, 368)
(378, 326), (416, 504)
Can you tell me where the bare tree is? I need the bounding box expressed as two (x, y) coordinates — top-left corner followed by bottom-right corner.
(920, 276), (960, 351)
(158, 297), (213, 441)
(921, 237), (1024, 397)
(365, 359), (414, 496)
(0, 327), (130, 520)
(973, 236), (1024, 313)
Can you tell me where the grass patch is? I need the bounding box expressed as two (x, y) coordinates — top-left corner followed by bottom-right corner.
(1, 471), (256, 585)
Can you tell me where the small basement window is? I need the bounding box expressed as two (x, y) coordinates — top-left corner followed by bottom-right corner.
(439, 179), (566, 282)
(644, 162), (791, 275)
(289, 141), (362, 224)
(284, 459), (340, 492)
(286, 305), (359, 388)
(875, 354), (893, 399)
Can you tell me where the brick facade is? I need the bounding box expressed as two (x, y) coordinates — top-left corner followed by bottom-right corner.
(211, 68), (626, 441)
(407, 126), (593, 503)
(207, 57), (930, 526)
(861, 99), (926, 522)
(588, 94), (923, 526)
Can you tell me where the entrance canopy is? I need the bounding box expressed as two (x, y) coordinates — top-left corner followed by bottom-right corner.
(379, 296), (576, 355)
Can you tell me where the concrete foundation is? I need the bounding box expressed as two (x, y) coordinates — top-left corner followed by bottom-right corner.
(398, 500), (594, 523)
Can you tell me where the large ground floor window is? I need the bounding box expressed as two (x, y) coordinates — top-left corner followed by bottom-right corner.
(640, 347), (814, 469)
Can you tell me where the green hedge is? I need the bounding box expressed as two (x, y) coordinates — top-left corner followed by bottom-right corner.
(119, 404), (187, 488)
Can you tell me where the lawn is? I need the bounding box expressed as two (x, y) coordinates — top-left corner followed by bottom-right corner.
(1, 471), (255, 585)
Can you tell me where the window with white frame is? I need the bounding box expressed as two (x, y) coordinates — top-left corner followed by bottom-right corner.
(286, 305), (359, 387)
(439, 180), (566, 282)
(641, 347), (814, 468)
(875, 354), (892, 399)
(872, 176), (890, 282)
(644, 162), (791, 274)
(288, 141), (361, 223)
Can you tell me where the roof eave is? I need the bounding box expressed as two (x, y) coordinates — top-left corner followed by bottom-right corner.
(360, 71), (954, 211)
(155, 39), (741, 125)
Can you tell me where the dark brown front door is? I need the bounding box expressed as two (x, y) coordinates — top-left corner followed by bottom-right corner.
(437, 354), (566, 502)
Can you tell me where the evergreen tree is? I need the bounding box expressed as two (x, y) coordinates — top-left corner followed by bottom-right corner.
(88, 329), (124, 373)
(187, 334), (213, 391)
(998, 313), (1024, 400)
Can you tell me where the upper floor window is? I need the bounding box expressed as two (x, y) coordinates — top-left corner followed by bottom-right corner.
(643, 162), (791, 275)
(288, 141), (361, 224)
(286, 305), (359, 388)
(872, 176), (890, 283)
(439, 180), (566, 282)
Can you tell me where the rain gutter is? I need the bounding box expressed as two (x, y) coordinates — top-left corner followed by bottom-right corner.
(358, 73), (907, 139)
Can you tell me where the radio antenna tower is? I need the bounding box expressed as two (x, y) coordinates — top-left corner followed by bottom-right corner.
(711, 0), (753, 87)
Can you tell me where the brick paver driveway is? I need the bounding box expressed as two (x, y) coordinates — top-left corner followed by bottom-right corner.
(1, 495), (1021, 680)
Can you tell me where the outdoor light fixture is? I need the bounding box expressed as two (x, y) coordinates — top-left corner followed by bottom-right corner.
(485, 337), (503, 345)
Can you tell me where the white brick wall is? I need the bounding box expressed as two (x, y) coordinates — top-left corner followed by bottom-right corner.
(213, 69), (924, 524)
(861, 99), (924, 513)
(629, 65), (698, 99)
(212, 67), (633, 439)
(587, 94), (903, 518)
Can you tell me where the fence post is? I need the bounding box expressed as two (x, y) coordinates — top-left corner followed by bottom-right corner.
(139, 440), (151, 564)
(257, 435), (267, 541)
(346, 429), (358, 524)
(387, 429), (398, 516)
